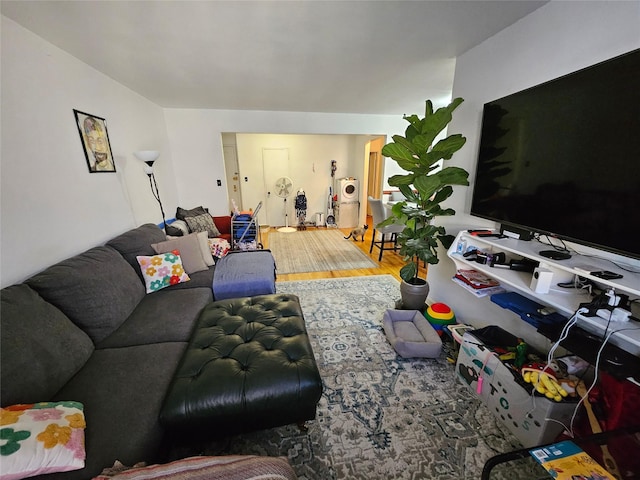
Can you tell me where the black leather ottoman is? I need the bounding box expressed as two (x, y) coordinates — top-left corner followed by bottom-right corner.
(159, 294), (323, 437)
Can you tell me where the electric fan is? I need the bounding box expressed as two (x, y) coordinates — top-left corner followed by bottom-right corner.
(275, 176), (296, 233)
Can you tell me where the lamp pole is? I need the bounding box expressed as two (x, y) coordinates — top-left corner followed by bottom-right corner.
(147, 168), (167, 232)
(134, 151), (166, 231)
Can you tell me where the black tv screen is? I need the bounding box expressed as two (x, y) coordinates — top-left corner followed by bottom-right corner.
(471, 49), (640, 259)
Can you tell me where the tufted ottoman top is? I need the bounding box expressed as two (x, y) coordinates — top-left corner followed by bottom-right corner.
(160, 294), (322, 436)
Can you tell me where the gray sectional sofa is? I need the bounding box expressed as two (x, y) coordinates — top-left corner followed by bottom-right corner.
(1, 224), (215, 479)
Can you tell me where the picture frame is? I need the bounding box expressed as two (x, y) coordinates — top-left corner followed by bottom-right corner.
(73, 109), (116, 173)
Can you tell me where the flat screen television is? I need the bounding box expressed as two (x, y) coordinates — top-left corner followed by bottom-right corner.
(470, 49), (640, 260)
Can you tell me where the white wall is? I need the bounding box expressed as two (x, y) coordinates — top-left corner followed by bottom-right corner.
(1, 14), (406, 287)
(234, 133), (373, 226)
(0, 16), (178, 287)
(427, 1), (640, 349)
(163, 108), (404, 218)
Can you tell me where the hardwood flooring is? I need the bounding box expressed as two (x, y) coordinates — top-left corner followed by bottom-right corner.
(261, 216), (405, 283)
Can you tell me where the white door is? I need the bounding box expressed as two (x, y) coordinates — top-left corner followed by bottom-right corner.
(262, 148), (290, 227)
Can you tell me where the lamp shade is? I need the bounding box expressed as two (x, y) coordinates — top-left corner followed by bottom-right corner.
(134, 150), (160, 163)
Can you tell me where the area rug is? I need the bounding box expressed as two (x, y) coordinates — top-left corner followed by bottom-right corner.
(184, 276), (532, 480)
(268, 229), (378, 274)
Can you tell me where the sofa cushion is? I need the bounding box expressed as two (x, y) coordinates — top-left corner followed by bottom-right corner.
(185, 213), (221, 238)
(151, 233), (209, 273)
(51, 343), (189, 480)
(1, 285), (94, 405)
(26, 246), (145, 344)
(97, 287), (213, 349)
(165, 219), (189, 237)
(161, 266), (215, 291)
(175, 206), (207, 221)
(196, 231), (215, 266)
(137, 251), (191, 294)
(106, 224), (167, 282)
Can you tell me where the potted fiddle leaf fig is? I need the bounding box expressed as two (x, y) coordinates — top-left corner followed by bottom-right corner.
(380, 97), (469, 309)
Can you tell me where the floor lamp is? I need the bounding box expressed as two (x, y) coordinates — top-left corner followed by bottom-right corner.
(134, 150), (167, 231)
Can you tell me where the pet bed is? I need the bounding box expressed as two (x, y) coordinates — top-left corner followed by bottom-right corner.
(383, 309), (442, 358)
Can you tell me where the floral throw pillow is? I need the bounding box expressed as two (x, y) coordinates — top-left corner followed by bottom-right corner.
(0, 401), (86, 480)
(136, 250), (190, 293)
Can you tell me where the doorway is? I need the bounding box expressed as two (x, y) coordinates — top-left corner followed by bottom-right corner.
(223, 144), (242, 214)
(229, 133), (387, 228)
(366, 137), (386, 218)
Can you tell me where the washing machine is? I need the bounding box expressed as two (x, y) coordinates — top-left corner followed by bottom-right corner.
(338, 178), (359, 203)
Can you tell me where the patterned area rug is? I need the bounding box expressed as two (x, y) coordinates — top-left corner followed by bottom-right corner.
(268, 230), (378, 274)
(189, 276), (531, 479)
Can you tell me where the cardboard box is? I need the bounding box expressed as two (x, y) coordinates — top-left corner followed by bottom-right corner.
(456, 328), (577, 447)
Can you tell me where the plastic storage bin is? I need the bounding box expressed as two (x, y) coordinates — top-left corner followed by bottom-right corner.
(456, 326), (577, 447)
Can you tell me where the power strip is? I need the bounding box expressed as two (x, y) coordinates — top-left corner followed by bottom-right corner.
(596, 308), (631, 322)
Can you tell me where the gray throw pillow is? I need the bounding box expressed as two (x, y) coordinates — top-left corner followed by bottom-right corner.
(185, 213), (221, 238)
(151, 233), (209, 274)
(165, 219), (189, 237)
(175, 206), (208, 221)
(195, 231), (215, 266)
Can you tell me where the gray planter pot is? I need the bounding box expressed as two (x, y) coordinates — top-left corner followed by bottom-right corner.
(400, 279), (430, 310)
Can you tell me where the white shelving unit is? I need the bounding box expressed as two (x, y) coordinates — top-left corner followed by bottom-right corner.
(446, 230), (640, 356)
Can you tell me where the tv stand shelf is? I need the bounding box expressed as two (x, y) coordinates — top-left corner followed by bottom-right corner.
(446, 230), (640, 356)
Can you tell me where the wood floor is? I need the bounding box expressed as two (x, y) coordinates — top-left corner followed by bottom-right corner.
(261, 216), (405, 283)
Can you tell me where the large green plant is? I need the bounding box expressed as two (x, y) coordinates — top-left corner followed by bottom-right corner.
(380, 97), (469, 283)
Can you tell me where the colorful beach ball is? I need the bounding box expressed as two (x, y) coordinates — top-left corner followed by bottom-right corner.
(425, 303), (456, 335)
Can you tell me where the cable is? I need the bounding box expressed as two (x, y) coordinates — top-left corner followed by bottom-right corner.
(566, 325), (640, 437)
(523, 308), (583, 420)
(545, 312), (581, 368)
(568, 328), (617, 436)
(535, 234), (571, 254)
(573, 251), (640, 274)
(533, 232), (640, 274)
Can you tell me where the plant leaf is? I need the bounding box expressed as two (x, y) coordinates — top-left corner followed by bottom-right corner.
(431, 185), (453, 204)
(400, 263), (417, 282)
(414, 174), (442, 199)
(382, 143), (415, 164)
(388, 173), (415, 187)
(435, 166), (470, 186)
(432, 134), (467, 159)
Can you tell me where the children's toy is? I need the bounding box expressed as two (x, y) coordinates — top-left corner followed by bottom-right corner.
(521, 362), (570, 402)
(424, 303), (456, 336)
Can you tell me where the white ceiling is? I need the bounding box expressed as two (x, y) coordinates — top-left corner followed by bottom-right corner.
(1, 0), (548, 115)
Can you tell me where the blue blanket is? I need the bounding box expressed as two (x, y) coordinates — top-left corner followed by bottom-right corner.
(212, 250), (276, 300)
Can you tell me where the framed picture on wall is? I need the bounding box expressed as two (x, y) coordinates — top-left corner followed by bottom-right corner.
(73, 109), (116, 173)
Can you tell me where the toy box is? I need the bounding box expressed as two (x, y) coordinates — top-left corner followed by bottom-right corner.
(456, 326), (578, 447)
